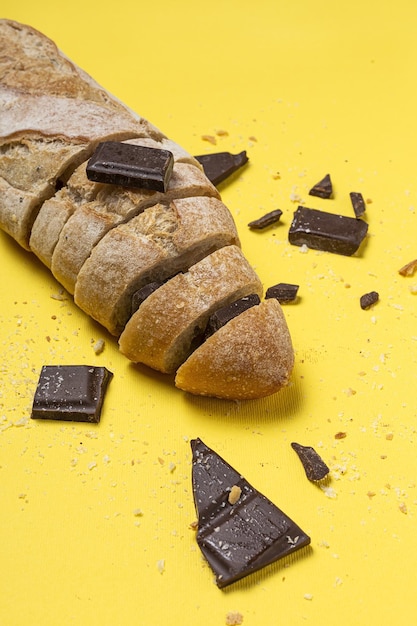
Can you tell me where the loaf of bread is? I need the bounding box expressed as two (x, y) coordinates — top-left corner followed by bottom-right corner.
(0, 19), (294, 400)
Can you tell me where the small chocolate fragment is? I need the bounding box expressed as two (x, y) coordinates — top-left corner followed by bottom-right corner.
(309, 174), (333, 199)
(288, 206), (368, 256)
(248, 209), (283, 230)
(31, 365), (113, 423)
(349, 192), (366, 218)
(360, 291), (379, 309)
(191, 438), (310, 588)
(86, 142), (174, 192)
(205, 294), (260, 338)
(131, 281), (162, 315)
(265, 283), (299, 303)
(291, 443), (330, 482)
(194, 151), (248, 186)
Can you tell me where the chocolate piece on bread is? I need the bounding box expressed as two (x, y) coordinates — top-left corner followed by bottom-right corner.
(175, 299), (294, 400)
(119, 246), (262, 373)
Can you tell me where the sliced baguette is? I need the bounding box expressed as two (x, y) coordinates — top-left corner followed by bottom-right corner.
(175, 298), (294, 400)
(74, 197), (240, 335)
(118, 245), (262, 373)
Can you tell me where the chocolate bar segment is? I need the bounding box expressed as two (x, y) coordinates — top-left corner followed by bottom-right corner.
(291, 442), (330, 482)
(86, 141), (174, 192)
(248, 209), (283, 230)
(205, 294), (260, 338)
(309, 173), (333, 199)
(194, 151), (248, 186)
(349, 192), (366, 218)
(288, 206), (368, 255)
(31, 365), (113, 423)
(191, 438), (310, 588)
(266, 283), (299, 303)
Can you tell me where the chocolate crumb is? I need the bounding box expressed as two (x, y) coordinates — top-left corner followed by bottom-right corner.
(349, 192), (366, 217)
(309, 174), (333, 199)
(248, 209), (283, 230)
(360, 291), (379, 309)
(291, 442), (330, 482)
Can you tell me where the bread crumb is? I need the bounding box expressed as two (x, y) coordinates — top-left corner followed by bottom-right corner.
(228, 485), (242, 505)
(398, 258), (417, 277)
(92, 338), (105, 354)
(201, 134), (216, 145)
(399, 502), (408, 514)
(226, 611), (243, 625)
(335, 431), (347, 439)
(216, 129), (229, 137)
(157, 559), (165, 573)
(303, 593), (313, 601)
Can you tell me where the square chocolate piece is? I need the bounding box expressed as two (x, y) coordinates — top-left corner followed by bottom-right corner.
(86, 141), (174, 192)
(31, 365), (113, 423)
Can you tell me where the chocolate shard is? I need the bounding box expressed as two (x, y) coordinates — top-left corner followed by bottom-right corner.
(309, 173), (333, 199)
(265, 282), (299, 303)
(248, 209), (283, 230)
(349, 192), (366, 218)
(204, 293), (260, 338)
(288, 206), (368, 256)
(291, 442), (330, 482)
(131, 281), (162, 315)
(86, 141), (174, 192)
(191, 438), (310, 588)
(360, 291), (379, 309)
(194, 151), (248, 186)
(31, 365), (113, 423)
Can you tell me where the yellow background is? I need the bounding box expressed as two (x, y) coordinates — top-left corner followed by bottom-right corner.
(1, 1), (417, 624)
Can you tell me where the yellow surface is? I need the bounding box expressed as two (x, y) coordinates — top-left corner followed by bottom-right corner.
(1, 2), (417, 624)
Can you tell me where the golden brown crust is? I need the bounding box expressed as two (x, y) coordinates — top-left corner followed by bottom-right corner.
(118, 245), (262, 373)
(175, 299), (294, 400)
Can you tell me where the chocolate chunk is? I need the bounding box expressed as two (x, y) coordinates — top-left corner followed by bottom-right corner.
(191, 438), (310, 588)
(131, 281), (162, 315)
(288, 206), (368, 256)
(248, 209), (283, 230)
(86, 142), (174, 192)
(349, 192), (366, 218)
(265, 283), (299, 303)
(291, 443), (330, 482)
(31, 365), (113, 423)
(309, 174), (333, 199)
(360, 291), (379, 309)
(205, 294), (260, 338)
(194, 151), (248, 186)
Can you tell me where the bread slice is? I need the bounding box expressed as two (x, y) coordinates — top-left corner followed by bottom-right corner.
(0, 20), (161, 248)
(118, 245), (263, 373)
(74, 196), (240, 335)
(175, 299), (294, 400)
(50, 162), (220, 293)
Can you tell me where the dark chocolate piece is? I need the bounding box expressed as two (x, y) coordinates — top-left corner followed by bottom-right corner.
(265, 283), (299, 303)
(86, 142), (174, 192)
(31, 365), (113, 423)
(248, 209), (283, 230)
(360, 291), (379, 309)
(291, 443), (330, 482)
(349, 192), (366, 218)
(309, 173), (333, 199)
(131, 281), (162, 315)
(288, 206), (368, 256)
(205, 294), (260, 338)
(191, 438), (310, 588)
(194, 151), (248, 186)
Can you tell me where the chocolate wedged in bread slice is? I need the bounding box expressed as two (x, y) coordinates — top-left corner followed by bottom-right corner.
(118, 245), (262, 373)
(74, 196), (240, 335)
(175, 299), (294, 400)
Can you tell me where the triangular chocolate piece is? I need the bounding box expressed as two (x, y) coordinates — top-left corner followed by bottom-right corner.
(191, 438), (311, 588)
(309, 173), (333, 199)
(291, 442), (330, 481)
(194, 151), (248, 186)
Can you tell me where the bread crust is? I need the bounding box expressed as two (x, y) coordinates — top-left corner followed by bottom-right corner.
(175, 299), (294, 400)
(118, 245), (263, 373)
